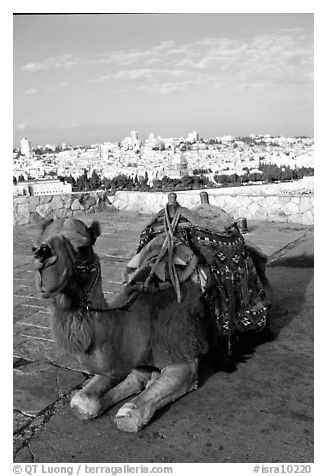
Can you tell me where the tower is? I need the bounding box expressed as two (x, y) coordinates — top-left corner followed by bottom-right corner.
(20, 137), (32, 156)
(131, 131), (139, 146)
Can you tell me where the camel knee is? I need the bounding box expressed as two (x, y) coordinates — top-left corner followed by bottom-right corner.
(145, 370), (160, 389)
(128, 368), (154, 391)
(161, 360), (199, 392)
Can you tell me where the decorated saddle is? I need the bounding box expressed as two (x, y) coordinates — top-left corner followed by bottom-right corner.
(124, 195), (272, 349)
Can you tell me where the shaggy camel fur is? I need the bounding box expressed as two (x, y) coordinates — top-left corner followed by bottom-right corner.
(33, 209), (271, 432)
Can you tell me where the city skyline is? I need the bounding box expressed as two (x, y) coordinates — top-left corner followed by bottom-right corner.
(13, 13), (314, 147)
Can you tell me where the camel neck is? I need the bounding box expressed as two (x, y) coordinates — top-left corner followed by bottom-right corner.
(50, 267), (109, 354)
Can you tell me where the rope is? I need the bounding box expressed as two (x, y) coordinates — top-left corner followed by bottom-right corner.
(141, 204), (182, 302)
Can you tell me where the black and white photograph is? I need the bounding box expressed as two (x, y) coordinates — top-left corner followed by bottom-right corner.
(11, 3), (316, 472)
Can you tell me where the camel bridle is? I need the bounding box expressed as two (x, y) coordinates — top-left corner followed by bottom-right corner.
(34, 234), (100, 304)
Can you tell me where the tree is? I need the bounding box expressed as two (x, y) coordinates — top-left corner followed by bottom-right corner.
(90, 170), (101, 190)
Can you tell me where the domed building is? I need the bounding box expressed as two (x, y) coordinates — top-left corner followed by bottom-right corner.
(166, 154), (189, 178)
(156, 153), (189, 180)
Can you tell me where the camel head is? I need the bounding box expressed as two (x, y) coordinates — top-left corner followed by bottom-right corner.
(32, 217), (101, 298)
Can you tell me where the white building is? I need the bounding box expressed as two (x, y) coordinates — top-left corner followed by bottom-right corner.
(20, 137), (32, 157)
(130, 131), (140, 148)
(187, 130), (199, 143)
(159, 154), (189, 179)
(14, 179), (73, 196)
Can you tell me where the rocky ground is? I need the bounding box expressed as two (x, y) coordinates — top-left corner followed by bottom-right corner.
(13, 209), (314, 463)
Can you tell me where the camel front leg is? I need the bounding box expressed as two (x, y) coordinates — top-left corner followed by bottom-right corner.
(114, 359), (199, 432)
(70, 368), (155, 420)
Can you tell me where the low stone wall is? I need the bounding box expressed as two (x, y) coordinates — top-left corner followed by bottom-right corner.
(13, 184), (314, 226)
(13, 191), (110, 225)
(112, 189), (314, 225)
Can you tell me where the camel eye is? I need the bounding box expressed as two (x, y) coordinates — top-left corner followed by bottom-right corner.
(33, 244), (52, 260)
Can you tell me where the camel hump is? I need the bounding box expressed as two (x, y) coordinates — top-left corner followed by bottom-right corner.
(190, 192), (235, 233)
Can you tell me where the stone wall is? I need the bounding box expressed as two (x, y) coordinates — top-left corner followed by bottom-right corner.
(13, 191), (110, 225)
(111, 189), (314, 225)
(13, 182), (314, 226)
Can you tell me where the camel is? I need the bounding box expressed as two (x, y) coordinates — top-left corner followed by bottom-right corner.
(32, 193), (272, 432)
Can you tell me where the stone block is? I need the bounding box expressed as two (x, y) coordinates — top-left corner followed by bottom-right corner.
(112, 192), (128, 210)
(13, 361), (85, 416)
(236, 207), (252, 219)
(253, 206), (268, 221)
(57, 366), (86, 396)
(299, 196), (313, 213)
(14, 335), (65, 363)
(290, 196), (301, 204)
(276, 210), (289, 222)
(252, 196), (267, 207)
(266, 195), (281, 206)
(287, 213), (302, 224)
(13, 410), (32, 433)
(28, 196), (40, 211)
(310, 196), (314, 208)
(284, 201), (300, 215)
(55, 208), (69, 219)
(51, 195), (64, 210)
(248, 202), (261, 215)
(223, 196), (239, 214)
(71, 198), (82, 210)
(15, 203), (30, 224)
(39, 195), (52, 204)
(178, 195), (197, 210)
(14, 361), (60, 416)
(14, 212), (30, 226)
(73, 210), (86, 218)
(14, 197), (29, 205)
(268, 209), (288, 223)
(112, 198), (128, 210)
(301, 210), (314, 225)
(15, 322), (53, 340)
(35, 203), (53, 219)
(17, 202), (29, 215)
(60, 194), (73, 208)
(79, 194), (96, 210)
(237, 196), (252, 208)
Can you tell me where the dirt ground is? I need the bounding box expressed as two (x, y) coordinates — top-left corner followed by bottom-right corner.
(14, 225), (314, 464)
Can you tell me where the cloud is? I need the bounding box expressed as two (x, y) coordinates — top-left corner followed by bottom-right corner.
(136, 78), (205, 95)
(87, 67), (187, 84)
(17, 123), (27, 130)
(45, 81), (70, 93)
(21, 54), (83, 72)
(24, 88), (37, 95)
(20, 28), (313, 95)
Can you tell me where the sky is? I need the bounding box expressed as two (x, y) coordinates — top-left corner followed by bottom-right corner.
(13, 13), (314, 147)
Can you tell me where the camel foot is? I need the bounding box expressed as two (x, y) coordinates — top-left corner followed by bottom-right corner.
(70, 392), (101, 420)
(114, 402), (147, 432)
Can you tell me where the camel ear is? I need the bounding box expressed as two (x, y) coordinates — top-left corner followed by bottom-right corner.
(88, 220), (101, 245)
(30, 212), (54, 231)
